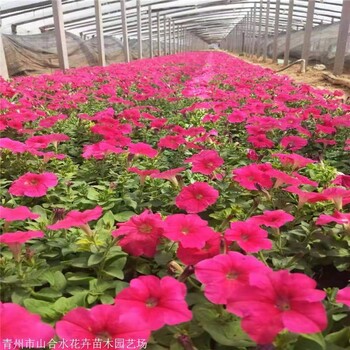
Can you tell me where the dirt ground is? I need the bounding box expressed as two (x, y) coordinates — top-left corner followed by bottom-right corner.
(233, 54), (350, 100)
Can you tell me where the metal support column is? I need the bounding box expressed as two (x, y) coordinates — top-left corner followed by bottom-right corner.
(52, 0), (69, 70)
(301, 0), (316, 68)
(172, 20), (175, 54)
(0, 31), (8, 80)
(257, 0), (263, 57)
(283, 0), (294, 66)
(333, 0), (350, 75)
(272, 0), (280, 63)
(120, 0), (130, 62)
(157, 12), (161, 56)
(148, 6), (153, 58)
(176, 25), (180, 53)
(137, 0), (142, 59)
(163, 15), (167, 55)
(248, 10), (253, 55)
(251, 3), (257, 56)
(263, 0), (270, 62)
(168, 18), (171, 54)
(94, 0), (106, 67)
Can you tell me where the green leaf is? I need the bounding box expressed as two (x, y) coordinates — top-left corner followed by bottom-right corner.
(66, 272), (95, 282)
(87, 252), (105, 266)
(114, 211), (135, 222)
(87, 187), (99, 200)
(53, 293), (87, 314)
(101, 210), (116, 228)
(11, 289), (31, 304)
(169, 342), (183, 350)
(154, 251), (173, 265)
(193, 305), (254, 347)
(31, 288), (62, 301)
(69, 255), (89, 268)
(123, 197), (138, 210)
(103, 257), (127, 278)
(325, 327), (350, 347)
(24, 299), (58, 320)
(294, 333), (326, 350)
(100, 294), (115, 304)
(53, 271), (67, 291)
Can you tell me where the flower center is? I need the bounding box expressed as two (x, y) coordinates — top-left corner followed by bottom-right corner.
(146, 297), (159, 308)
(195, 194), (203, 200)
(25, 179), (39, 186)
(139, 224), (153, 234)
(96, 331), (111, 340)
(276, 297), (291, 311)
(181, 227), (190, 235)
(226, 271), (239, 280)
(241, 234), (249, 241)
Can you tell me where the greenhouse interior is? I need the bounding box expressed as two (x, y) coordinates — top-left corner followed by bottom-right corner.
(1, 1), (350, 350)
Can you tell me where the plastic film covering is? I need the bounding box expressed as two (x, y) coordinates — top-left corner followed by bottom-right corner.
(2, 32), (126, 76)
(267, 23), (350, 71)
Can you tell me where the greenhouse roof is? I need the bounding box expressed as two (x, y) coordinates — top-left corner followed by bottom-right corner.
(0, 0), (345, 43)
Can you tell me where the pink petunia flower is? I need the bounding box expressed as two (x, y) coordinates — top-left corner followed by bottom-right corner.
(0, 138), (27, 153)
(25, 133), (69, 149)
(232, 163), (274, 191)
(1, 302), (55, 346)
(175, 182), (219, 213)
(55, 304), (150, 349)
(226, 270), (327, 344)
(336, 287), (350, 307)
(9, 172), (58, 197)
(284, 186), (328, 207)
(128, 167), (160, 185)
(128, 142), (158, 158)
(333, 174), (350, 188)
(151, 167), (186, 187)
(316, 211), (350, 231)
(176, 232), (221, 265)
(321, 187), (350, 210)
(158, 135), (185, 150)
(195, 252), (269, 304)
(249, 210), (294, 228)
(227, 111), (247, 123)
(273, 153), (315, 170)
(115, 276), (192, 330)
(0, 206), (40, 222)
(184, 150), (224, 175)
(247, 134), (274, 149)
(111, 210), (164, 257)
(0, 230), (44, 261)
(47, 206), (103, 234)
(164, 214), (216, 248)
(280, 136), (308, 151)
(82, 141), (123, 160)
(225, 221), (272, 253)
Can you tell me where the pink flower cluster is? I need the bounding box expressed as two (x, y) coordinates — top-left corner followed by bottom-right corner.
(195, 253), (328, 344)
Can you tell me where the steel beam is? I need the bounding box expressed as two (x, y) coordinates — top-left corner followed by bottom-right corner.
(0, 31), (9, 80)
(163, 15), (167, 54)
(94, 0), (106, 67)
(148, 6), (153, 58)
(52, 0), (69, 71)
(272, 0), (280, 63)
(137, 0), (142, 59)
(283, 0), (294, 66)
(333, 0), (350, 75)
(301, 0), (316, 67)
(157, 12), (161, 56)
(120, 0), (130, 62)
